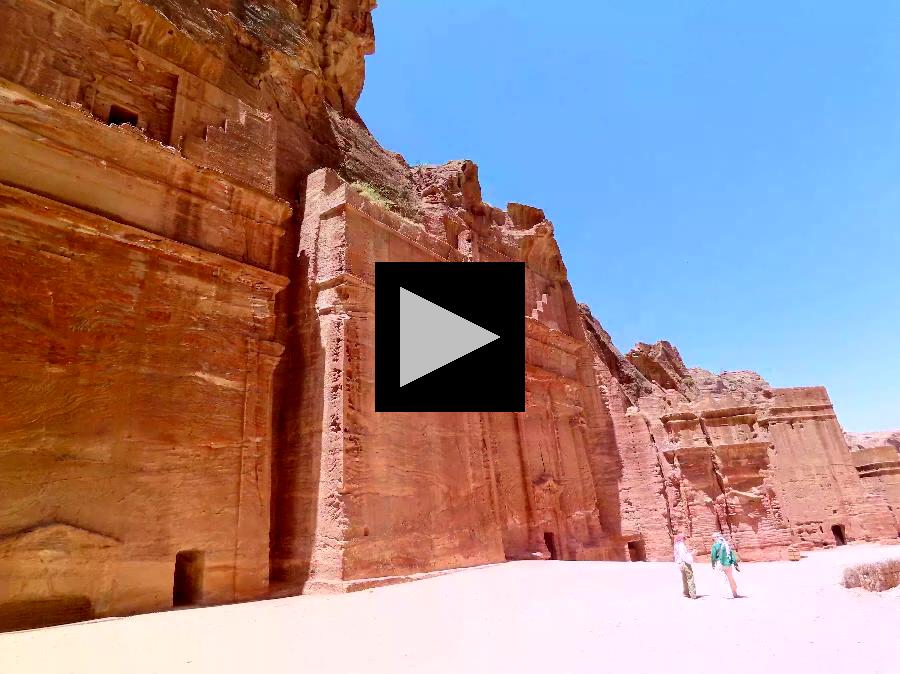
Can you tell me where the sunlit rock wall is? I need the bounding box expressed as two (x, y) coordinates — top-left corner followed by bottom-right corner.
(271, 166), (623, 593)
(2, 0), (897, 633)
(0, 78), (287, 629)
(610, 341), (898, 561)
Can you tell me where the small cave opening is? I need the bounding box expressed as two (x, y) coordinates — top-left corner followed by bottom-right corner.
(108, 104), (139, 127)
(627, 540), (647, 562)
(173, 550), (204, 607)
(831, 524), (847, 546)
(543, 531), (559, 560)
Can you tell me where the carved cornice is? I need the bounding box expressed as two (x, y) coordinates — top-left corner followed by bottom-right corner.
(0, 78), (291, 227)
(0, 183), (288, 294)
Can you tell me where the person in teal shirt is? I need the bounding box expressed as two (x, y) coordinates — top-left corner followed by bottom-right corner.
(711, 532), (740, 598)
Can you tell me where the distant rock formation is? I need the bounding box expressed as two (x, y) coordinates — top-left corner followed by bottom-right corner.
(845, 430), (900, 535)
(582, 326), (899, 561)
(846, 430), (900, 452)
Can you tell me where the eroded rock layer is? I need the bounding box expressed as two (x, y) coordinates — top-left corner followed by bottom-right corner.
(273, 166), (621, 594)
(585, 330), (897, 561)
(1, 0), (896, 631)
(846, 431), (900, 535)
(0, 76), (287, 629)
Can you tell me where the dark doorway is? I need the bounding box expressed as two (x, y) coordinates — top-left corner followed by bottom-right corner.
(627, 540), (647, 562)
(543, 531), (559, 560)
(173, 550), (204, 606)
(108, 104), (139, 127)
(831, 524), (846, 546)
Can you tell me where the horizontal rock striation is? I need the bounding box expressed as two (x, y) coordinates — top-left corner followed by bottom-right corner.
(594, 335), (898, 561)
(272, 165), (623, 594)
(846, 430), (900, 536)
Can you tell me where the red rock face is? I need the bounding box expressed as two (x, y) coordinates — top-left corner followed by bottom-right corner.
(846, 432), (900, 535)
(0, 81), (287, 628)
(270, 167), (622, 593)
(597, 336), (898, 561)
(579, 309), (672, 561)
(0, 0), (897, 631)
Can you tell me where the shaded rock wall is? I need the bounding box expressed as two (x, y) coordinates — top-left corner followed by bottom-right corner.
(578, 308), (672, 561)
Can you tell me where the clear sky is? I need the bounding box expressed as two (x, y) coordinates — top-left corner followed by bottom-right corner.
(357, 1), (900, 432)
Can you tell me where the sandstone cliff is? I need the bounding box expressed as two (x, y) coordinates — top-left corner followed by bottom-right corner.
(0, 0), (896, 632)
(845, 430), (900, 536)
(846, 430), (900, 452)
(585, 330), (899, 559)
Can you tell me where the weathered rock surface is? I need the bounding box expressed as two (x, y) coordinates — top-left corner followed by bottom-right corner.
(846, 430), (900, 452)
(846, 430), (900, 535)
(0, 0), (342, 630)
(599, 335), (898, 560)
(273, 164), (621, 595)
(0, 80), (288, 629)
(579, 309), (673, 561)
(0, 0), (897, 632)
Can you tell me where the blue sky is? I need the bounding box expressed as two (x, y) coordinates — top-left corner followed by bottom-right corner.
(358, 1), (900, 432)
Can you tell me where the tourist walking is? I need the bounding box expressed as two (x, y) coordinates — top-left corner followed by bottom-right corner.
(710, 532), (740, 598)
(673, 533), (697, 598)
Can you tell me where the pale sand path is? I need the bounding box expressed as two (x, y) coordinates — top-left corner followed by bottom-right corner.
(2, 544), (898, 674)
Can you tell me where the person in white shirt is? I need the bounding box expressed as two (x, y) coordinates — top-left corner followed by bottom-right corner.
(673, 533), (697, 598)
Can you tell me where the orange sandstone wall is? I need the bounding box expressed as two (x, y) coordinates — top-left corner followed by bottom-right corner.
(763, 387), (896, 548)
(579, 309), (673, 561)
(271, 167), (624, 594)
(1, 0), (897, 633)
(850, 445), (900, 535)
(0, 88), (287, 628)
(607, 339), (898, 561)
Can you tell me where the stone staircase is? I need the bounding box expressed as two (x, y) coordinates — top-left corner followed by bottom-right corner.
(530, 291), (559, 330)
(530, 292), (549, 320)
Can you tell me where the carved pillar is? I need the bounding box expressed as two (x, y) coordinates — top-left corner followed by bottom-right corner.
(233, 337), (284, 600)
(514, 398), (541, 553)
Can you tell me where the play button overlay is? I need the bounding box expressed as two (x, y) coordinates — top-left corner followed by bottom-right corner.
(376, 262), (525, 412)
(400, 288), (500, 386)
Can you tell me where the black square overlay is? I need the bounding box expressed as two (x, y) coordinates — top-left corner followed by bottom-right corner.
(375, 262), (525, 412)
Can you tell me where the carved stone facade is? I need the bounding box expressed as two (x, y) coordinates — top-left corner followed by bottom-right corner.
(0, 1), (290, 629)
(1, 0), (897, 632)
(270, 168), (621, 595)
(847, 434), (900, 536)
(581, 327), (899, 563)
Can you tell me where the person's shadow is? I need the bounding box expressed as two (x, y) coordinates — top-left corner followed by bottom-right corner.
(688, 594), (749, 599)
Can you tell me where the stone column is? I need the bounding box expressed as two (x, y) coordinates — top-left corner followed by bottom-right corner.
(233, 338), (285, 600)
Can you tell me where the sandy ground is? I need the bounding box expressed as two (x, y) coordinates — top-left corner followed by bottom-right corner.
(1, 544), (898, 674)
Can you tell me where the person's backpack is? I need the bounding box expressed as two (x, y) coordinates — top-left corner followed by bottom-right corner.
(713, 542), (737, 566)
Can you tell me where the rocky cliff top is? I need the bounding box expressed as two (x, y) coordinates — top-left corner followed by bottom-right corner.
(143, 0), (375, 112)
(845, 430), (900, 452)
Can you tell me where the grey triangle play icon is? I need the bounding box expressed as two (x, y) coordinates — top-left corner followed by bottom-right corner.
(400, 287), (500, 387)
